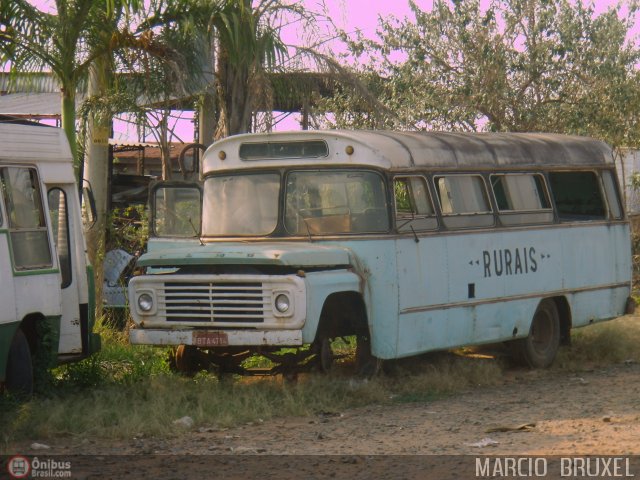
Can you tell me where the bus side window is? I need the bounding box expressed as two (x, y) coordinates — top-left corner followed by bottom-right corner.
(434, 175), (494, 229)
(548, 171), (606, 221)
(601, 170), (623, 220)
(394, 176), (437, 231)
(0, 167), (52, 270)
(490, 173), (554, 226)
(48, 188), (72, 287)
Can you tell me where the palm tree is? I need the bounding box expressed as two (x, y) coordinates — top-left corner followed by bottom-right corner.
(209, 0), (321, 138)
(0, 0), (220, 311)
(0, 0), (132, 166)
(80, 0), (216, 284)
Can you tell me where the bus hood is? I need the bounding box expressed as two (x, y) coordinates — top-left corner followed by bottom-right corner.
(136, 243), (353, 268)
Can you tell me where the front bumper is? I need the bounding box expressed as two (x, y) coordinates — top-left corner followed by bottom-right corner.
(129, 328), (303, 347)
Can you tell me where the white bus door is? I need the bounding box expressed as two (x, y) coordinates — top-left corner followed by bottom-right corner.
(48, 187), (83, 354)
(0, 202), (17, 332)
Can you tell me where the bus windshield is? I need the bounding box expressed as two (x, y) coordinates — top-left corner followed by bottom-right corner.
(201, 170), (389, 237)
(285, 170), (389, 235)
(202, 173), (280, 236)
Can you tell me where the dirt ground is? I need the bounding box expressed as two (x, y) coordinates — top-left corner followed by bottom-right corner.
(8, 360), (640, 478)
(50, 362), (640, 456)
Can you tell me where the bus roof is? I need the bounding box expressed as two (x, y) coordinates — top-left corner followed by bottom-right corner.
(203, 131), (613, 172)
(0, 122), (72, 164)
(0, 122), (75, 183)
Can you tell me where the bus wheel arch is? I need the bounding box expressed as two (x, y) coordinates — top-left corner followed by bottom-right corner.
(552, 296), (572, 346)
(313, 292), (380, 376)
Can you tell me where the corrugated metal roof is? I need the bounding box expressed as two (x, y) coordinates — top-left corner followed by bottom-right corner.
(0, 92), (76, 116)
(0, 72), (61, 94)
(204, 130), (613, 173)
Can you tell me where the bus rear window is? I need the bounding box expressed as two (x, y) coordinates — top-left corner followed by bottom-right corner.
(548, 171), (606, 220)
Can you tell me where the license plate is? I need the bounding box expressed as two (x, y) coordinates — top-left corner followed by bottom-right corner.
(192, 331), (229, 347)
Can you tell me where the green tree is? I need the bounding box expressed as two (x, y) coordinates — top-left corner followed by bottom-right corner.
(322, 0), (640, 147)
(0, 0), (217, 313)
(80, 0), (218, 312)
(207, 0), (292, 138)
(0, 0), (139, 166)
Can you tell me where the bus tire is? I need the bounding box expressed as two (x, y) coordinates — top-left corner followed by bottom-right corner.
(516, 299), (560, 369)
(5, 329), (33, 396)
(174, 345), (202, 376)
(318, 337), (334, 373)
(355, 335), (382, 377)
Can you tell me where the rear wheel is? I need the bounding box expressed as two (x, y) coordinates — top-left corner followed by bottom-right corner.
(514, 299), (560, 369)
(5, 329), (33, 396)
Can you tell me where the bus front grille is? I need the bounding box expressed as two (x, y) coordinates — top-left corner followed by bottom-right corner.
(161, 282), (267, 323)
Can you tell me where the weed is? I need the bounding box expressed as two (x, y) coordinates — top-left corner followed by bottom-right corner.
(2, 316), (640, 446)
(554, 315), (640, 370)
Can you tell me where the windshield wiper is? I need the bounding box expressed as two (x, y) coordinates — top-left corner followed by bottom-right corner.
(302, 217), (314, 243)
(188, 217), (204, 246)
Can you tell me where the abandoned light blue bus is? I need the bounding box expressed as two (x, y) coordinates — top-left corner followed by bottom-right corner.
(128, 131), (633, 375)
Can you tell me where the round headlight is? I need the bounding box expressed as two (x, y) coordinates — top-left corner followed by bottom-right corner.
(138, 293), (154, 312)
(275, 294), (290, 313)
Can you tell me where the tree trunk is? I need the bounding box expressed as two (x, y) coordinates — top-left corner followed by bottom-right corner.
(198, 93), (217, 147)
(83, 58), (112, 318)
(61, 89), (78, 173)
(159, 109), (172, 180)
(198, 35), (217, 147)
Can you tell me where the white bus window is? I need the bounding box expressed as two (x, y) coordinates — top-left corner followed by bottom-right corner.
(0, 167), (52, 270)
(203, 173), (280, 236)
(394, 176), (437, 232)
(434, 175), (494, 229)
(601, 170), (623, 219)
(285, 171), (389, 235)
(48, 188), (72, 287)
(548, 171), (606, 221)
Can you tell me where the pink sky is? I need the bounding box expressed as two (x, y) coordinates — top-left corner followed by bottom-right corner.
(29, 0), (640, 141)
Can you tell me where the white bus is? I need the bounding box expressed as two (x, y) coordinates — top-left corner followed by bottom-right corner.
(128, 131), (633, 375)
(0, 121), (99, 394)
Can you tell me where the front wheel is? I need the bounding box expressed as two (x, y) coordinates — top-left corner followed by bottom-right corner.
(173, 345), (204, 376)
(5, 329), (33, 396)
(513, 299), (561, 369)
(355, 335), (382, 377)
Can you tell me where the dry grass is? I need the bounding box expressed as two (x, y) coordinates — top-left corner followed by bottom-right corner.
(554, 315), (640, 370)
(2, 315), (640, 446)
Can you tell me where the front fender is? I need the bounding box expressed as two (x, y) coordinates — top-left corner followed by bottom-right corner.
(301, 270), (362, 344)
